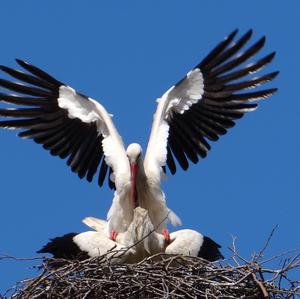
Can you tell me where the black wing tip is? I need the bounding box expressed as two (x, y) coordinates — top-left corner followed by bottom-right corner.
(0, 65), (11, 72)
(228, 29), (239, 38)
(15, 58), (38, 72)
(170, 168), (176, 175)
(223, 29), (238, 44)
(98, 180), (105, 187)
(15, 58), (27, 66)
(37, 246), (49, 254)
(18, 131), (29, 139)
(240, 29), (253, 41)
(250, 35), (266, 51)
(198, 236), (224, 262)
(267, 51), (276, 61)
(77, 172), (85, 180)
(86, 176), (93, 183)
(269, 70), (280, 79)
(258, 87), (278, 96)
(260, 35), (266, 43)
(268, 87), (278, 95)
(226, 29), (253, 41)
(15, 58), (63, 86)
(246, 28), (253, 36)
(37, 232), (79, 255)
(15, 59), (28, 69)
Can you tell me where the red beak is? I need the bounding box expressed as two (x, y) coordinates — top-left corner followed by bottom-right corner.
(130, 162), (138, 208)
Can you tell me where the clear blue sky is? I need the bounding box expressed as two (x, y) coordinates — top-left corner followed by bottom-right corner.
(0, 1), (299, 294)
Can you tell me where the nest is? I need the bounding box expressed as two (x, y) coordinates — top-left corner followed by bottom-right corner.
(3, 247), (300, 299)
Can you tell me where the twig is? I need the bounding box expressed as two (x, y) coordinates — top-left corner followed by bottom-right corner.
(254, 225), (278, 262)
(2, 231), (300, 299)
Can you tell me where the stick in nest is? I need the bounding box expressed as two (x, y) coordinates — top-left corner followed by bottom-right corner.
(2, 242), (299, 299)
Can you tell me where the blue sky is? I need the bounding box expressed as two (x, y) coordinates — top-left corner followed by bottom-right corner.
(0, 1), (299, 294)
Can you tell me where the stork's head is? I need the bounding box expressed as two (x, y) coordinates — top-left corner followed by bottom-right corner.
(126, 143), (142, 164)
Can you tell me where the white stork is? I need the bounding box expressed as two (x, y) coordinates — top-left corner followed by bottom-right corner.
(84, 208), (224, 262)
(163, 229), (223, 261)
(37, 232), (133, 263)
(0, 29), (278, 241)
(86, 213), (224, 262)
(38, 207), (224, 263)
(83, 207), (167, 261)
(38, 207), (164, 263)
(37, 221), (135, 262)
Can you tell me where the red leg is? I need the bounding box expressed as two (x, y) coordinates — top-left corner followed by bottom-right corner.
(162, 228), (170, 243)
(110, 230), (118, 241)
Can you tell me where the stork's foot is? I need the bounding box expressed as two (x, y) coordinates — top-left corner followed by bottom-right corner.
(162, 228), (170, 243)
(110, 230), (118, 241)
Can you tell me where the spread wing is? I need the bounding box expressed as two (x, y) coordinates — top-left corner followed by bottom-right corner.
(144, 29), (278, 180)
(0, 60), (130, 190)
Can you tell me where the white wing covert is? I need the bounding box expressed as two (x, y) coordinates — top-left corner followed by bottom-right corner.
(0, 60), (130, 189)
(82, 216), (107, 232)
(144, 29), (278, 178)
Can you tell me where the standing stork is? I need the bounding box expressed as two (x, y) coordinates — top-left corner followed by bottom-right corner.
(0, 29), (278, 240)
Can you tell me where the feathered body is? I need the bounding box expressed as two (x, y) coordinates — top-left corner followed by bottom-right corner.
(38, 207), (165, 263)
(0, 29), (278, 240)
(38, 207), (223, 263)
(107, 146), (181, 234)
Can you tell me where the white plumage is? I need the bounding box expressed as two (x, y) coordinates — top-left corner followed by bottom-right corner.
(38, 207), (223, 263)
(82, 210), (224, 262)
(38, 207), (166, 263)
(165, 230), (205, 256)
(73, 231), (131, 261)
(0, 30), (278, 244)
